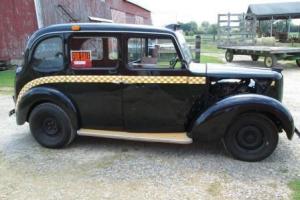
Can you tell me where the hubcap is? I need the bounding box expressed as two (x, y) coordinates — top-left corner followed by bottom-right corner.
(266, 57), (272, 67)
(43, 118), (59, 136)
(236, 126), (264, 150)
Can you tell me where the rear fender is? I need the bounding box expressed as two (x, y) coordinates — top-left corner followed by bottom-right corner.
(16, 87), (78, 129)
(189, 94), (295, 141)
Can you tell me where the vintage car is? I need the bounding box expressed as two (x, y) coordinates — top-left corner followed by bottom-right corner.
(11, 23), (299, 162)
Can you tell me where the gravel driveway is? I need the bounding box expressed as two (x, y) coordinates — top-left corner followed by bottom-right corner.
(0, 61), (299, 200)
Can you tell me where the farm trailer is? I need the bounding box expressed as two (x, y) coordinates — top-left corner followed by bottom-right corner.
(219, 46), (300, 68)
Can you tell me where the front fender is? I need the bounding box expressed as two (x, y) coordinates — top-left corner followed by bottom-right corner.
(16, 87), (78, 129)
(189, 94), (295, 141)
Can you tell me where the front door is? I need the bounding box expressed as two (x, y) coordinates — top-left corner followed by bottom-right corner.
(122, 35), (203, 132)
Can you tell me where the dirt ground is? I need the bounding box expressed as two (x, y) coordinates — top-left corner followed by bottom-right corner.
(0, 57), (299, 200)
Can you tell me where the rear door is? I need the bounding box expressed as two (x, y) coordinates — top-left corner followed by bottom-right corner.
(122, 34), (205, 132)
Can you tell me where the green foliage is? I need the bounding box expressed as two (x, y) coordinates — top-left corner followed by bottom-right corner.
(0, 70), (15, 88)
(179, 21), (218, 38)
(289, 180), (300, 200)
(178, 21), (199, 36)
(200, 55), (223, 64)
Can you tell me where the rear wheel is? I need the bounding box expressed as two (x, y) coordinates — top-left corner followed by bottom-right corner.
(223, 113), (278, 162)
(29, 103), (76, 148)
(296, 59), (300, 67)
(264, 55), (277, 68)
(225, 50), (234, 62)
(251, 55), (259, 61)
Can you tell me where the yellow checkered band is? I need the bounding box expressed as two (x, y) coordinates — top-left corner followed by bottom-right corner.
(16, 75), (206, 107)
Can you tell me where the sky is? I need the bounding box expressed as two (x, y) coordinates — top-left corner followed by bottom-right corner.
(130, 0), (300, 26)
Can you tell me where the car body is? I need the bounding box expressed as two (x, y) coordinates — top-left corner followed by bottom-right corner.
(12, 23), (299, 161)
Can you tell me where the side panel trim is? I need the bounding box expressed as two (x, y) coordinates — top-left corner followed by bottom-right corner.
(16, 75), (206, 107)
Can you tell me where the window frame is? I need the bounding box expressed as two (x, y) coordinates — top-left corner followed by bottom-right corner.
(67, 33), (121, 71)
(125, 34), (186, 72)
(30, 35), (65, 73)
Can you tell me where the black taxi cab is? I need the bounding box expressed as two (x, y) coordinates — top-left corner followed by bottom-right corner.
(11, 23), (299, 161)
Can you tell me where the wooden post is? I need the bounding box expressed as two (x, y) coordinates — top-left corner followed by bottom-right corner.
(217, 14), (220, 43)
(270, 16), (273, 37)
(195, 35), (201, 63)
(288, 16), (291, 37)
(227, 13), (231, 43)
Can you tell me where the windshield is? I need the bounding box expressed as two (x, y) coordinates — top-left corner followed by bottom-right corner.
(175, 30), (193, 64)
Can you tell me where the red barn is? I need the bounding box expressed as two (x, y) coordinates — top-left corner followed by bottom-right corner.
(0, 0), (152, 63)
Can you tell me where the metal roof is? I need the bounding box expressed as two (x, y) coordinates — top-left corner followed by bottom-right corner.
(247, 1), (300, 20)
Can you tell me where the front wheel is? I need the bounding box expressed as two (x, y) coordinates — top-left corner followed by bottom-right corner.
(29, 103), (76, 148)
(223, 113), (278, 162)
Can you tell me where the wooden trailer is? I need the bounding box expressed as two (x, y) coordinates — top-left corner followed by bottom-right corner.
(219, 46), (300, 68)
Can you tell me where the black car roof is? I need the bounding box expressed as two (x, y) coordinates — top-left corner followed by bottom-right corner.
(43, 23), (174, 34)
(27, 23), (176, 48)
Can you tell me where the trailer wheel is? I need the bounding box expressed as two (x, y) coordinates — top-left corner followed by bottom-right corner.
(225, 50), (234, 62)
(264, 55), (277, 68)
(251, 55), (259, 61)
(223, 113), (278, 162)
(296, 59), (300, 68)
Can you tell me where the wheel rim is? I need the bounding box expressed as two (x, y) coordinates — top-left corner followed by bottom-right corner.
(42, 118), (59, 136)
(265, 57), (273, 67)
(236, 126), (264, 150)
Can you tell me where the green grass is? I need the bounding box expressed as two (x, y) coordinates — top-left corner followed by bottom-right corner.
(201, 43), (224, 54)
(0, 70), (15, 88)
(200, 55), (223, 64)
(289, 180), (300, 200)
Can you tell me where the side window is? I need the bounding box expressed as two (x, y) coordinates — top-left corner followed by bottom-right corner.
(127, 37), (181, 69)
(69, 36), (119, 69)
(32, 37), (64, 72)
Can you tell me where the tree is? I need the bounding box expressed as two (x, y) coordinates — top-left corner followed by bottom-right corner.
(207, 24), (218, 40)
(178, 21), (199, 35)
(201, 21), (210, 33)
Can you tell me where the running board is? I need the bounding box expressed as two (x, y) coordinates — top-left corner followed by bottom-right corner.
(77, 129), (193, 144)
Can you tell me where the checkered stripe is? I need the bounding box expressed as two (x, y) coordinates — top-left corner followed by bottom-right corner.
(122, 76), (189, 84)
(16, 75), (206, 108)
(188, 77), (206, 85)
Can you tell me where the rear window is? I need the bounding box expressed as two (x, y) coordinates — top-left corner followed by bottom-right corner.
(32, 37), (64, 72)
(69, 36), (119, 69)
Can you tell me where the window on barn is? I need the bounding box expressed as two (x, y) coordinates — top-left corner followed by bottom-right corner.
(127, 37), (181, 69)
(32, 37), (64, 72)
(69, 36), (119, 69)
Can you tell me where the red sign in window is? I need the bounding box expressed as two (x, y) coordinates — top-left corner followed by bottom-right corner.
(71, 50), (92, 68)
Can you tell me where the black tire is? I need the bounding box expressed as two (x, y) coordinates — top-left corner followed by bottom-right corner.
(29, 103), (76, 148)
(296, 59), (300, 68)
(251, 55), (259, 61)
(264, 55), (277, 68)
(225, 50), (234, 62)
(223, 113), (278, 162)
